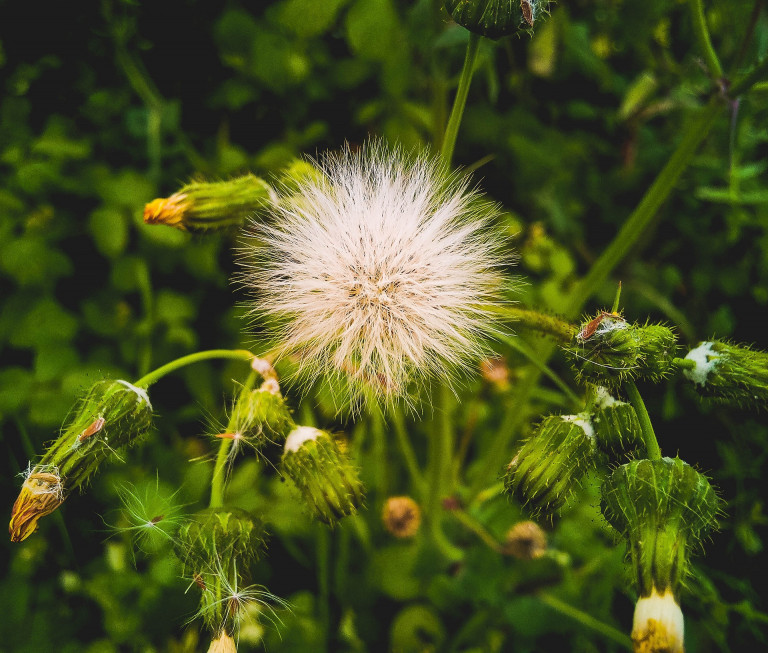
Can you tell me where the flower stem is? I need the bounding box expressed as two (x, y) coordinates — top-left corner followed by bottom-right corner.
(489, 305), (577, 343)
(625, 381), (662, 460)
(688, 0), (723, 81)
(440, 32), (481, 165)
(450, 507), (504, 553)
(537, 592), (633, 650)
(209, 370), (259, 508)
(133, 349), (254, 388)
(390, 407), (426, 497)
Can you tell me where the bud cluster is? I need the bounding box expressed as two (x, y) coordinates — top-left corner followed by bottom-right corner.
(566, 314), (677, 387)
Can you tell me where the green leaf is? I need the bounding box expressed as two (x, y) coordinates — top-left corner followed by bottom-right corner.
(89, 207), (129, 258)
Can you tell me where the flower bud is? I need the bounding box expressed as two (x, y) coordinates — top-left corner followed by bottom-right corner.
(634, 324), (678, 382)
(228, 380), (295, 446)
(9, 379), (152, 542)
(444, 0), (546, 38)
(682, 340), (768, 408)
(504, 520), (547, 559)
(382, 496), (422, 538)
(505, 414), (597, 516)
(568, 312), (641, 387)
(207, 632), (237, 653)
(281, 426), (364, 525)
(590, 388), (645, 461)
(144, 174), (274, 232)
(601, 457), (720, 598)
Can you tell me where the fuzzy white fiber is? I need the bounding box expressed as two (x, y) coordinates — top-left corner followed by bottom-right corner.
(242, 143), (508, 405)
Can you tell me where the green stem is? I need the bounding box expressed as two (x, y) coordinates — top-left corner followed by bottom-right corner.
(133, 349), (253, 388)
(688, 0), (723, 80)
(537, 592), (633, 650)
(499, 334), (582, 409)
(440, 32), (481, 165)
(625, 381), (662, 460)
(390, 408), (426, 496)
(563, 96), (722, 319)
(209, 370), (259, 508)
(729, 55), (768, 97)
(489, 305), (577, 343)
(450, 508), (504, 553)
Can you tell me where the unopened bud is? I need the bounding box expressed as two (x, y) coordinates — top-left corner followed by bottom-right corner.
(634, 324), (678, 382)
(504, 520), (547, 559)
(229, 381), (295, 446)
(590, 388), (645, 461)
(9, 379), (152, 542)
(382, 496), (421, 538)
(601, 457), (720, 597)
(281, 426), (364, 525)
(505, 413), (597, 516)
(682, 340), (768, 408)
(444, 0), (546, 38)
(144, 174), (273, 232)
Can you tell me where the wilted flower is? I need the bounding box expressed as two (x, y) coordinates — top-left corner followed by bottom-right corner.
(241, 143), (509, 406)
(382, 496), (422, 538)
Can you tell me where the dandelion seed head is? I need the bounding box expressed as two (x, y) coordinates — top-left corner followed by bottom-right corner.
(240, 142), (510, 408)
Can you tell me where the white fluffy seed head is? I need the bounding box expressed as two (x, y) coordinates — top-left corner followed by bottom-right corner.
(240, 142), (511, 409)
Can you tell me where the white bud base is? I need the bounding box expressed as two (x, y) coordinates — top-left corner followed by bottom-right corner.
(682, 341), (718, 387)
(284, 425), (322, 453)
(632, 589), (684, 653)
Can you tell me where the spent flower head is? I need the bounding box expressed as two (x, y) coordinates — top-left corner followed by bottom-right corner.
(240, 142), (510, 408)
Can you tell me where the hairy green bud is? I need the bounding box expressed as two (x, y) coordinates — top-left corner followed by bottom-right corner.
(635, 324), (678, 382)
(144, 174), (274, 232)
(505, 414), (597, 516)
(10, 379), (153, 542)
(444, 0), (546, 38)
(281, 426), (364, 525)
(682, 340), (768, 408)
(601, 457), (720, 597)
(229, 379), (295, 446)
(590, 388), (645, 461)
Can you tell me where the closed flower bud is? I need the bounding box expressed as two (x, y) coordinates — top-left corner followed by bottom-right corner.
(382, 496), (421, 538)
(590, 388), (645, 461)
(229, 380), (295, 446)
(9, 379), (153, 542)
(682, 340), (768, 408)
(444, 0), (546, 38)
(281, 426), (364, 525)
(601, 457), (720, 598)
(634, 324), (678, 382)
(504, 520), (547, 559)
(505, 414), (597, 516)
(568, 312), (641, 387)
(144, 174), (274, 232)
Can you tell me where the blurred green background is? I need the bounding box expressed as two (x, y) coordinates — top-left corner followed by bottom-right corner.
(1, 0), (768, 651)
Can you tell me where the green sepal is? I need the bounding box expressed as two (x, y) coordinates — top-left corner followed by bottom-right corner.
(230, 384), (295, 445)
(635, 324), (678, 382)
(591, 399), (645, 461)
(281, 427), (364, 525)
(505, 414), (597, 516)
(601, 457), (720, 596)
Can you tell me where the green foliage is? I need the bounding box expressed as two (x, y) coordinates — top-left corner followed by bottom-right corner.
(2, 1), (768, 652)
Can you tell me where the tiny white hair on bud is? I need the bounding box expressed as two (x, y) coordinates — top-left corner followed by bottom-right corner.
(632, 589), (684, 653)
(284, 426), (323, 453)
(683, 341), (718, 387)
(593, 386), (618, 409)
(240, 141), (510, 407)
(117, 379), (153, 410)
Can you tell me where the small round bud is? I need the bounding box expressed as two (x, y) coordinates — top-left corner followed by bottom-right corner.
(230, 382), (295, 446)
(281, 427), (364, 525)
(504, 520), (547, 559)
(9, 379), (153, 541)
(632, 588), (684, 653)
(590, 389), (645, 461)
(601, 457), (720, 597)
(444, 0), (546, 38)
(382, 496), (422, 538)
(682, 340), (768, 409)
(505, 414), (597, 516)
(567, 313), (641, 387)
(634, 324), (678, 382)
(144, 174), (274, 232)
